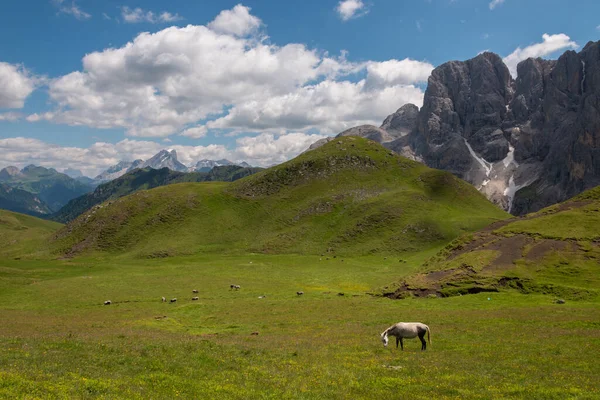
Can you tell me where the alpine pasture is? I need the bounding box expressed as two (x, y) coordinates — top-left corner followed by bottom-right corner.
(0, 138), (598, 399)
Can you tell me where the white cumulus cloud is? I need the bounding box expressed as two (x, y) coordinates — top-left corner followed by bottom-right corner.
(503, 33), (578, 77)
(365, 59), (434, 88)
(207, 4), (261, 36)
(31, 4), (429, 139)
(180, 126), (208, 139)
(0, 62), (38, 108)
(336, 0), (369, 21)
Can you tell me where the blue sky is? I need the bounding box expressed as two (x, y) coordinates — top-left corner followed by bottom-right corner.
(0, 0), (598, 176)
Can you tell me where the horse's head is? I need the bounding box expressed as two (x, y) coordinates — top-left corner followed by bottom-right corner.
(380, 332), (389, 347)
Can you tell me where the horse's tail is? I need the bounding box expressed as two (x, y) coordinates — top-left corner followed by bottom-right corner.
(427, 326), (431, 346)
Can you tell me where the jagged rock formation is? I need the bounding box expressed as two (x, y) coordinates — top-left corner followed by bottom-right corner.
(314, 40), (600, 215)
(381, 103), (419, 138)
(140, 149), (188, 172)
(95, 160), (143, 182)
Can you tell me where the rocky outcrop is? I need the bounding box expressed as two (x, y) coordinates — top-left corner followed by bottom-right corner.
(380, 104), (419, 138)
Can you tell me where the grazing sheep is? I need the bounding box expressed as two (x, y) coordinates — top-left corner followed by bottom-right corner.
(251, 332), (259, 335)
(338, 292), (345, 296)
(170, 298), (177, 303)
(297, 291), (304, 296)
(192, 289), (198, 293)
(230, 284), (241, 290)
(104, 300), (111, 305)
(161, 297), (166, 302)
(192, 297), (199, 301)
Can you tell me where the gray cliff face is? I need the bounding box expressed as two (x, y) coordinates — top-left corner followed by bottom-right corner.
(312, 41), (600, 215)
(416, 52), (512, 171)
(337, 125), (394, 143)
(399, 42), (600, 215)
(509, 41), (600, 214)
(380, 104), (419, 138)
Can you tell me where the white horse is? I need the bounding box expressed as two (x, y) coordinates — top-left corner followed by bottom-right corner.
(381, 322), (431, 351)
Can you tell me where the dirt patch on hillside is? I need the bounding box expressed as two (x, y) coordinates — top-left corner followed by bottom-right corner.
(483, 235), (533, 271)
(553, 200), (592, 213)
(525, 240), (572, 262)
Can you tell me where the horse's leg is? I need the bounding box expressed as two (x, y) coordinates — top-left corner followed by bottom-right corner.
(396, 337), (399, 348)
(419, 333), (426, 351)
(399, 338), (403, 350)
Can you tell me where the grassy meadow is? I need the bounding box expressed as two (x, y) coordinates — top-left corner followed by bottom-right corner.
(0, 253), (598, 399)
(0, 139), (598, 399)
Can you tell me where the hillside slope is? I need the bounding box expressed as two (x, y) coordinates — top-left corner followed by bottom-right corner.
(0, 210), (62, 259)
(52, 137), (508, 258)
(383, 186), (600, 299)
(52, 165), (262, 223)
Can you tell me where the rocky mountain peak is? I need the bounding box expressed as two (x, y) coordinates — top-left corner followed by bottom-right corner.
(0, 166), (24, 180)
(380, 103), (419, 138)
(141, 149), (187, 172)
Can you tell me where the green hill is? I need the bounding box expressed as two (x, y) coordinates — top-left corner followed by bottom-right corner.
(52, 165), (263, 223)
(383, 186), (600, 299)
(0, 210), (62, 259)
(51, 137), (508, 258)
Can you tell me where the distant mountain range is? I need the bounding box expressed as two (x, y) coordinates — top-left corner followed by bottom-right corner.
(0, 165), (96, 215)
(94, 149), (253, 181)
(311, 40), (600, 215)
(0, 149), (257, 218)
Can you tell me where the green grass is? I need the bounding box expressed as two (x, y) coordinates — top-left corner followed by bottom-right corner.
(0, 210), (62, 259)
(0, 254), (598, 399)
(496, 202), (600, 240)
